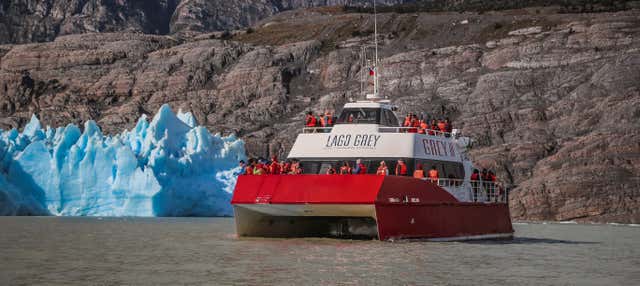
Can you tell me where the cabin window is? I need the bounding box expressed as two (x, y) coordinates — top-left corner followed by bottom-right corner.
(383, 109), (399, 126)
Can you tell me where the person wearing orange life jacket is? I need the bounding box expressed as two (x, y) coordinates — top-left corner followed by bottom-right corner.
(376, 161), (389, 176)
(353, 159), (367, 174)
(395, 159), (408, 176)
(403, 113), (412, 127)
(339, 161), (352, 174)
(290, 160), (303, 175)
(244, 158), (255, 175)
(413, 164), (425, 179)
(418, 119), (428, 134)
(305, 111), (317, 128)
(437, 119), (446, 136)
(428, 166), (439, 183)
(269, 156), (281, 175)
(253, 162), (266, 175)
(281, 160), (291, 174)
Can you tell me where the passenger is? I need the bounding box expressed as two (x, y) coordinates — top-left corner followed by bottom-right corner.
(487, 170), (497, 200)
(470, 169), (480, 201)
(353, 159), (367, 174)
(269, 156), (281, 175)
(437, 119), (446, 135)
(339, 161), (352, 174)
(413, 164), (425, 179)
(403, 113), (412, 127)
(290, 160), (303, 175)
(444, 117), (452, 137)
(325, 111), (334, 127)
(305, 111), (317, 128)
(245, 158), (255, 175)
(429, 119), (438, 135)
(376, 161), (389, 176)
(408, 115), (419, 133)
(395, 159), (408, 176)
(253, 160), (266, 175)
(326, 164), (337, 175)
(347, 114), (355, 123)
(281, 160), (292, 174)
(418, 119), (428, 134)
(428, 166), (439, 183)
(238, 160), (246, 175)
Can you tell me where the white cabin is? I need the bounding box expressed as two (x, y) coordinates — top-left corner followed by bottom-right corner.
(288, 100), (502, 203)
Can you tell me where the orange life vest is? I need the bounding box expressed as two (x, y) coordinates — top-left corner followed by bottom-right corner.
(413, 170), (425, 179)
(437, 122), (446, 132)
(245, 166), (254, 175)
(428, 169), (439, 180)
(376, 166), (388, 176)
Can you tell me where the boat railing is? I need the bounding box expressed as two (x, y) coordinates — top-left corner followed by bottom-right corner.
(469, 179), (506, 203)
(378, 127), (456, 137)
(425, 178), (507, 203)
(302, 127), (333, 133)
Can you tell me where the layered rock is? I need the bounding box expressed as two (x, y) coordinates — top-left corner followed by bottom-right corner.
(0, 7), (639, 222)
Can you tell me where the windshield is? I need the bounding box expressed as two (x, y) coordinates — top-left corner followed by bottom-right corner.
(336, 108), (380, 124)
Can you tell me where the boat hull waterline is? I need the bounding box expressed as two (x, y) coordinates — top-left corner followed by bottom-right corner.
(231, 175), (514, 241)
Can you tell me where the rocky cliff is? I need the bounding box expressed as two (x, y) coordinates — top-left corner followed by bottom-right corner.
(0, 6), (639, 223)
(0, 0), (410, 44)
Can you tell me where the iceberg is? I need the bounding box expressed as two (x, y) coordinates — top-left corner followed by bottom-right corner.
(0, 104), (246, 217)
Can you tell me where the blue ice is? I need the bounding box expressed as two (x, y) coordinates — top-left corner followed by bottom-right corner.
(0, 104), (246, 216)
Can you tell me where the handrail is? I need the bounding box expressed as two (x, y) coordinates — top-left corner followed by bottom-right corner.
(302, 127), (333, 133)
(421, 178), (507, 203)
(378, 127), (457, 137)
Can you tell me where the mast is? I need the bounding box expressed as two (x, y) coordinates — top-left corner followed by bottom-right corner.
(373, 0), (379, 98)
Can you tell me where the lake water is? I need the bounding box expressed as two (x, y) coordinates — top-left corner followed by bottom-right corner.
(0, 217), (638, 285)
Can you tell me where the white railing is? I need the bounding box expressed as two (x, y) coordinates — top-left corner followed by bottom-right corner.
(469, 180), (505, 203)
(302, 127), (333, 133)
(378, 127), (456, 137)
(421, 178), (507, 203)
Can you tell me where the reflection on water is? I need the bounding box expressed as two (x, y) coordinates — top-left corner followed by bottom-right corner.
(0, 217), (638, 285)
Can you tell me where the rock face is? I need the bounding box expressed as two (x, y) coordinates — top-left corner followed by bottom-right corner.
(1, 7), (639, 223)
(0, 0), (410, 44)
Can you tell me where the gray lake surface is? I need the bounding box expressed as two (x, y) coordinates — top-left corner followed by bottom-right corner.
(0, 217), (638, 285)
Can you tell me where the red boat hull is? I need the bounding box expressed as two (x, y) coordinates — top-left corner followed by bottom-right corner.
(231, 175), (513, 241)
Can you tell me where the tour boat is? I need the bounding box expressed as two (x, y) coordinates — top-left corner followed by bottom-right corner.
(230, 1), (513, 241)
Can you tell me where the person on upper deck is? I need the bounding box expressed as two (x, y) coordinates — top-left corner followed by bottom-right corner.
(429, 119), (438, 135)
(395, 159), (408, 176)
(428, 166), (439, 183)
(376, 161), (389, 176)
(305, 111), (317, 128)
(437, 119), (446, 135)
(403, 113), (412, 127)
(413, 164), (425, 179)
(339, 161), (352, 174)
(418, 118), (428, 134)
(444, 117), (452, 137)
(353, 159), (367, 174)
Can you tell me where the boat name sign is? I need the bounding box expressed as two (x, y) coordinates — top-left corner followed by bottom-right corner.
(325, 134), (381, 149)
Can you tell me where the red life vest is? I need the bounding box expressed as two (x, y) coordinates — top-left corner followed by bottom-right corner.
(403, 117), (411, 127)
(357, 163), (367, 174)
(245, 166), (254, 175)
(471, 173), (479, 181)
(306, 115), (317, 127)
(437, 122), (446, 132)
(269, 162), (281, 175)
(376, 166), (388, 176)
(395, 163), (407, 176)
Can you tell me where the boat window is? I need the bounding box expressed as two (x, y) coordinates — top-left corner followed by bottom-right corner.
(415, 159), (465, 179)
(298, 158), (414, 175)
(383, 109), (399, 127)
(336, 108), (380, 124)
